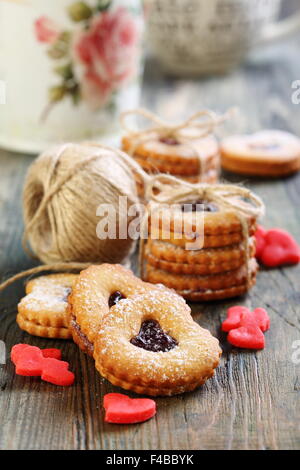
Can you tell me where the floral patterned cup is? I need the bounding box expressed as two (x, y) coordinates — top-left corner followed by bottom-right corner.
(0, 0), (143, 153)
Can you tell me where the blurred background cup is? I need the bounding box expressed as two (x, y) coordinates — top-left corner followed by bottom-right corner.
(0, 0), (143, 153)
(144, 0), (300, 77)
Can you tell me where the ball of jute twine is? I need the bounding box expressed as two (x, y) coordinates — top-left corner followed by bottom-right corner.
(0, 142), (151, 292)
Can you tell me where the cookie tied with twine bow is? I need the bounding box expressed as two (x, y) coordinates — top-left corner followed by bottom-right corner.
(121, 108), (235, 192)
(121, 108), (234, 143)
(140, 174), (265, 301)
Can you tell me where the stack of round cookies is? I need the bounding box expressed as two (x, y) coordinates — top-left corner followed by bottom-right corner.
(141, 185), (264, 301)
(122, 132), (220, 196)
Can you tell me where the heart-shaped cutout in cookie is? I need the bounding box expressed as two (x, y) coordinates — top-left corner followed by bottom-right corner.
(103, 393), (156, 424)
(130, 319), (178, 352)
(228, 324), (265, 350)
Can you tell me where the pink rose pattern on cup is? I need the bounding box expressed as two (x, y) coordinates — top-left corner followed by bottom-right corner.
(74, 7), (139, 109)
(34, 1), (140, 116)
(34, 16), (60, 44)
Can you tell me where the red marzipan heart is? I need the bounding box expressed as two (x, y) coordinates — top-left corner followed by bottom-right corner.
(242, 308), (270, 332)
(222, 306), (270, 349)
(11, 344), (39, 365)
(41, 348), (62, 360)
(11, 345), (62, 364)
(15, 348), (44, 376)
(222, 306), (250, 332)
(255, 226), (300, 267)
(41, 358), (75, 386)
(262, 229), (300, 267)
(228, 324), (265, 350)
(103, 393), (156, 424)
(11, 344), (74, 386)
(222, 306), (270, 333)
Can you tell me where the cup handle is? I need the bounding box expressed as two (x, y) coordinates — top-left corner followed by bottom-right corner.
(258, 11), (300, 45)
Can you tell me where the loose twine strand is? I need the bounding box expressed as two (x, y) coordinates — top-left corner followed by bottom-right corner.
(120, 107), (236, 177)
(0, 263), (91, 292)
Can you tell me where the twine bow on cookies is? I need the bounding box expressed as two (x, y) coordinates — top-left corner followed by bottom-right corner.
(139, 174), (265, 287)
(121, 107), (236, 179)
(145, 174), (265, 219)
(120, 107), (236, 143)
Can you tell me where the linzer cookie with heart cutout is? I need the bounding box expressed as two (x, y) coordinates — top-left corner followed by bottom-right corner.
(149, 199), (258, 237)
(17, 274), (78, 339)
(94, 291), (221, 396)
(141, 177), (264, 301)
(130, 141), (219, 176)
(221, 130), (300, 177)
(67, 264), (170, 356)
(121, 108), (232, 195)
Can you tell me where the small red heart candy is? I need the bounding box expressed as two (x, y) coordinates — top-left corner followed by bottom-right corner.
(257, 228), (300, 267)
(15, 347), (44, 376)
(41, 348), (62, 360)
(41, 358), (75, 386)
(222, 306), (270, 333)
(228, 324), (265, 350)
(255, 225), (267, 259)
(11, 344), (33, 365)
(222, 306), (250, 332)
(11, 345), (62, 364)
(237, 309), (270, 332)
(103, 393), (156, 424)
(250, 308), (270, 332)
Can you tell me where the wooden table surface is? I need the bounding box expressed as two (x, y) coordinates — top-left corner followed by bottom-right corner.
(1, 13), (300, 450)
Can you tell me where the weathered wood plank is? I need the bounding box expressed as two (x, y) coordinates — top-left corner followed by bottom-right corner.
(0, 24), (300, 449)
